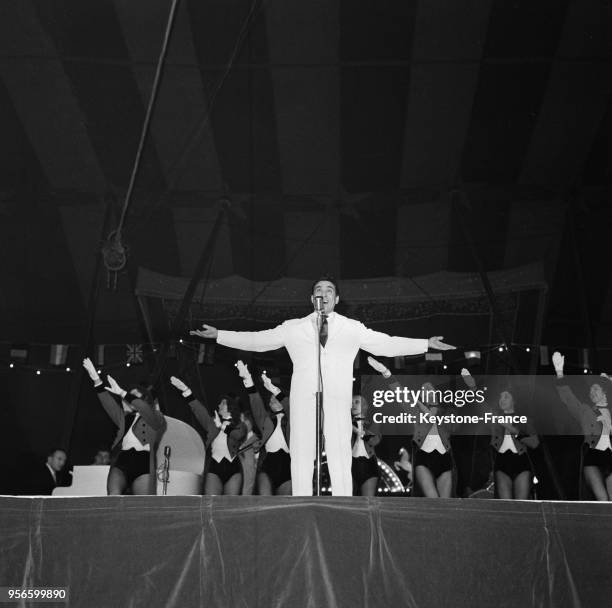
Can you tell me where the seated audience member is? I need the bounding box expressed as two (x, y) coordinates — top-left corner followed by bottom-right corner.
(28, 448), (67, 495)
(93, 449), (111, 466)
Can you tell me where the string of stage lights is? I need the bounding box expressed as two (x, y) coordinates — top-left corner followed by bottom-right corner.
(0, 339), (606, 376)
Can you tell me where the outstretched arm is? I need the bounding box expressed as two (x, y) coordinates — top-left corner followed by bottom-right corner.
(190, 323), (285, 353)
(359, 324), (454, 358)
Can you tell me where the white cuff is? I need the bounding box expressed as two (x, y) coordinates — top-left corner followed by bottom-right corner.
(182, 389), (192, 398)
(242, 377), (254, 388)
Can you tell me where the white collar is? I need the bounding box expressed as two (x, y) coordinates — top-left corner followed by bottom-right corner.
(310, 311), (337, 322)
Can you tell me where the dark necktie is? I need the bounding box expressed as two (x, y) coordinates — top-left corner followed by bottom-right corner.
(319, 315), (328, 347)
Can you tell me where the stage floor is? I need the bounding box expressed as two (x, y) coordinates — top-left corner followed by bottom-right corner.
(1, 496), (611, 608)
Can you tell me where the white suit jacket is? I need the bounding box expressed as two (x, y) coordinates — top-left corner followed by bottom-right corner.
(217, 312), (428, 425)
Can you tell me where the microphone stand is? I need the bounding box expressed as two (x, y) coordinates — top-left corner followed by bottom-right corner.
(161, 446), (171, 496)
(315, 304), (324, 496)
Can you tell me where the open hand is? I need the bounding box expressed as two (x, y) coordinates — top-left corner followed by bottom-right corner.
(104, 375), (127, 398)
(552, 351), (564, 373)
(189, 324), (218, 339)
(261, 371), (280, 395)
(367, 356), (390, 377)
(428, 336), (455, 351)
(170, 376), (189, 393)
(235, 360), (250, 379)
(461, 368), (476, 388)
(82, 358), (100, 383)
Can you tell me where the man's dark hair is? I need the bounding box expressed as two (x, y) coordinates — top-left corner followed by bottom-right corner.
(47, 447), (66, 458)
(311, 276), (340, 296)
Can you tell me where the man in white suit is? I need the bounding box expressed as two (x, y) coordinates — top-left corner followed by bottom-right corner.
(191, 277), (455, 496)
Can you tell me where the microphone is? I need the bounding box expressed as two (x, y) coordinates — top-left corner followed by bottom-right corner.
(314, 296), (324, 313)
(164, 446), (171, 459)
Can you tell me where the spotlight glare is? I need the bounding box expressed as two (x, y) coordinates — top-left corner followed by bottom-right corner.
(36, 370), (41, 375)
(66, 367), (71, 372)
(9, 363), (14, 369)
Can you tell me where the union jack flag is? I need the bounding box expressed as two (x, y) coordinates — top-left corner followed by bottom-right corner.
(126, 344), (143, 365)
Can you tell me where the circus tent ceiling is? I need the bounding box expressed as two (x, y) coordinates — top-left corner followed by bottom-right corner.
(0, 0), (611, 350)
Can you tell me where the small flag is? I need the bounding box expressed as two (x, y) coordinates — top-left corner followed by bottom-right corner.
(50, 344), (68, 366)
(126, 344), (143, 365)
(464, 350), (481, 360)
(581, 348), (590, 371)
(425, 352), (442, 362)
(96, 345), (105, 366)
(10, 345), (28, 363)
(197, 343), (206, 365)
(539, 346), (549, 366)
(394, 356), (406, 369)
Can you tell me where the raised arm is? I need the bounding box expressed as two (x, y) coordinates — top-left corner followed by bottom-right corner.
(235, 360), (268, 432)
(123, 394), (165, 432)
(83, 358), (123, 427)
(261, 370), (289, 414)
(170, 376), (217, 437)
(552, 351), (588, 421)
(190, 323), (285, 353)
(104, 375), (165, 431)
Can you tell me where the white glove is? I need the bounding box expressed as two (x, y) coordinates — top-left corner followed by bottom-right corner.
(461, 368), (476, 388)
(104, 375), (127, 398)
(261, 371), (281, 396)
(552, 352), (564, 375)
(170, 376), (192, 397)
(213, 410), (229, 430)
(82, 358), (101, 384)
(235, 360), (253, 388)
(367, 356), (391, 378)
